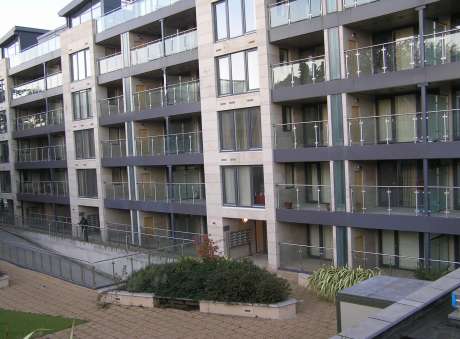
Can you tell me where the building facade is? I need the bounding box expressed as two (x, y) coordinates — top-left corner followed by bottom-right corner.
(0, 0), (459, 274)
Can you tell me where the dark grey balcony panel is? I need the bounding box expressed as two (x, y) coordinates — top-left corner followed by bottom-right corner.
(17, 193), (70, 205)
(99, 102), (201, 126)
(10, 87), (63, 107)
(269, 0), (438, 43)
(272, 62), (460, 102)
(97, 49), (198, 85)
(95, 0), (196, 43)
(12, 124), (65, 139)
(101, 154), (203, 167)
(274, 141), (460, 162)
(9, 50), (61, 76)
(276, 209), (460, 235)
(15, 160), (67, 170)
(104, 199), (206, 216)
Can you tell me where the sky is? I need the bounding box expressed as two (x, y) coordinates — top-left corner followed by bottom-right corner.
(0, 0), (67, 38)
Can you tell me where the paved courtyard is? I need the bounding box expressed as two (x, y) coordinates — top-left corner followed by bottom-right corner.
(0, 261), (336, 339)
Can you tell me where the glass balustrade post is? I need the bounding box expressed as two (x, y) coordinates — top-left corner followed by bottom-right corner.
(385, 117), (390, 144)
(444, 188), (450, 216)
(386, 187), (392, 214)
(442, 112), (448, 142)
(296, 186), (300, 209)
(293, 125), (297, 149)
(314, 123), (319, 147)
(359, 119), (364, 145)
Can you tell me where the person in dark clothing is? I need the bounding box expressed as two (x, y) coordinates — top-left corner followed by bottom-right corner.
(79, 214), (89, 242)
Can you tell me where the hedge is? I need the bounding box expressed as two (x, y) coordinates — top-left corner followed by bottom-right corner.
(126, 257), (291, 304)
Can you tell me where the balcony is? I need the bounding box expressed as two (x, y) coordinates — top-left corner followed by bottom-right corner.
(105, 182), (129, 200)
(15, 108), (64, 131)
(424, 27), (460, 67)
(276, 184), (331, 211)
(137, 182), (206, 205)
(96, 0), (180, 33)
(269, 0), (322, 28)
(342, 0), (378, 9)
(16, 145), (66, 163)
(274, 120), (328, 149)
(136, 131), (202, 156)
(272, 56), (325, 89)
(130, 29), (198, 66)
(101, 139), (127, 158)
(12, 73), (62, 99)
(98, 53), (123, 75)
(9, 36), (60, 68)
(99, 95), (124, 117)
(279, 242), (333, 273)
(427, 186), (460, 218)
(18, 181), (68, 198)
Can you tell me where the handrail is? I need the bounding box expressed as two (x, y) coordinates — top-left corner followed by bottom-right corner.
(344, 35), (417, 54)
(274, 119), (327, 127)
(13, 72), (62, 89)
(136, 130), (201, 140)
(163, 27), (198, 40)
(347, 111), (421, 121)
(277, 183), (330, 188)
(279, 241), (334, 251)
(350, 184), (423, 189)
(97, 51), (122, 62)
(271, 55), (325, 68)
(130, 37), (162, 51)
(423, 26), (460, 39)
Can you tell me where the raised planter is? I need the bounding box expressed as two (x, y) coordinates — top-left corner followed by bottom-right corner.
(0, 273), (9, 289)
(98, 290), (297, 319)
(199, 299), (297, 320)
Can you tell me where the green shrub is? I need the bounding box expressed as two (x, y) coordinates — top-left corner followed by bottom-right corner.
(308, 266), (379, 302)
(414, 266), (449, 281)
(126, 257), (291, 304)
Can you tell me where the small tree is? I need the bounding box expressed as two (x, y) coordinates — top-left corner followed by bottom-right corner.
(196, 235), (219, 259)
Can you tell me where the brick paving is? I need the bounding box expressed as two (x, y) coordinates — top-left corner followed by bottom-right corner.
(0, 261), (336, 339)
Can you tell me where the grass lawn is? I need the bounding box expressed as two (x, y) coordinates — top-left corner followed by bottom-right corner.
(0, 308), (85, 339)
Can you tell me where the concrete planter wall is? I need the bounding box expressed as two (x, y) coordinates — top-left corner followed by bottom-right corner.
(0, 274), (9, 289)
(98, 290), (297, 319)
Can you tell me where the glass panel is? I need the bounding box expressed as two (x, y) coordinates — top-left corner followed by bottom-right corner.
(231, 52), (246, 94)
(269, 1), (288, 28)
(238, 166), (252, 206)
(228, 0), (243, 38)
(223, 167), (237, 205)
(252, 166), (265, 206)
(215, 1), (228, 40)
(395, 95), (417, 143)
(328, 27), (341, 80)
(78, 51), (86, 80)
(220, 111), (235, 151)
(247, 50), (259, 90)
(249, 108), (262, 149)
(330, 94), (343, 145)
(235, 110), (249, 150)
(244, 0), (256, 32)
(218, 56), (231, 95)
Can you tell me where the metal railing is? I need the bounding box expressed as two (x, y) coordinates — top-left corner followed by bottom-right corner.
(164, 28), (198, 56)
(424, 27), (460, 66)
(269, 0), (322, 28)
(136, 131), (202, 156)
(16, 108), (64, 130)
(272, 56), (325, 89)
(101, 139), (127, 158)
(98, 52), (123, 74)
(427, 186), (460, 218)
(9, 36), (60, 68)
(345, 36), (419, 78)
(105, 182), (129, 200)
(18, 181), (68, 197)
(274, 120), (328, 149)
(348, 112), (422, 145)
(12, 72), (62, 99)
(16, 145), (66, 162)
(276, 184), (332, 210)
(131, 38), (163, 65)
(279, 242), (334, 273)
(426, 109), (460, 143)
(342, 0), (378, 9)
(99, 95), (125, 117)
(137, 182), (206, 204)
(350, 185), (424, 215)
(96, 0), (180, 33)
(132, 86), (164, 111)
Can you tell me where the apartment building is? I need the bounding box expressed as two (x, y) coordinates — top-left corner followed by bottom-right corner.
(0, 0), (459, 275)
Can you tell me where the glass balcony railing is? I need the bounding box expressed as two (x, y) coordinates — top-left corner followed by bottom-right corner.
(99, 95), (124, 117)
(426, 109), (460, 143)
(131, 39), (163, 66)
(18, 181), (68, 197)
(348, 112), (422, 145)
(136, 131), (202, 156)
(101, 139), (127, 158)
(342, 0), (378, 9)
(345, 37), (419, 78)
(427, 186), (460, 218)
(424, 27), (460, 66)
(350, 185), (424, 216)
(274, 120), (328, 149)
(164, 29), (197, 56)
(98, 53), (123, 74)
(96, 0), (180, 33)
(136, 182), (206, 204)
(272, 56), (325, 89)
(269, 0), (322, 28)
(9, 36), (60, 68)
(276, 184), (331, 211)
(16, 145), (66, 162)
(12, 72), (62, 99)
(105, 182), (129, 200)
(16, 108), (64, 131)
(132, 86), (164, 111)
(279, 242), (334, 273)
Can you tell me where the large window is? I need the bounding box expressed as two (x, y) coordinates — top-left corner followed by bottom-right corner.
(0, 112), (6, 134)
(219, 107), (261, 151)
(0, 142), (8, 163)
(0, 80), (5, 103)
(217, 49), (259, 96)
(72, 89), (92, 121)
(77, 169), (98, 198)
(0, 172), (11, 193)
(214, 0), (256, 41)
(71, 49), (92, 81)
(222, 166), (265, 207)
(71, 1), (101, 27)
(74, 129), (95, 159)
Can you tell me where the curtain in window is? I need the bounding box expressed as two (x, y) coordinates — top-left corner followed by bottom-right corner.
(395, 94), (416, 143)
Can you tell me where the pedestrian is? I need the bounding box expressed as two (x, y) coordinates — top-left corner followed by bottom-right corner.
(79, 213), (89, 242)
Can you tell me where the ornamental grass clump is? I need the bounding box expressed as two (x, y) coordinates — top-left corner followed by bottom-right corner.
(308, 266), (379, 302)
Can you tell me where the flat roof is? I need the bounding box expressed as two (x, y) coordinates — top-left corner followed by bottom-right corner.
(0, 26), (49, 47)
(58, 0), (88, 17)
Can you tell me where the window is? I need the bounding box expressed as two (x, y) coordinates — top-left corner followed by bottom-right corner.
(71, 49), (92, 81)
(0, 172), (11, 193)
(74, 129), (95, 159)
(0, 112), (6, 134)
(282, 106), (293, 132)
(0, 80), (5, 103)
(77, 169), (98, 198)
(222, 166), (265, 207)
(72, 89), (92, 120)
(217, 49), (259, 96)
(219, 107), (261, 151)
(0, 142), (8, 163)
(71, 1), (101, 27)
(2, 40), (19, 59)
(213, 0), (256, 41)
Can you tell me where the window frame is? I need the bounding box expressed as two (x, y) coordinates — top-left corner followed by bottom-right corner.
(71, 49), (91, 82)
(77, 169), (98, 198)
(222, 165), (265, 208)
(216, 48), (259, 96)
(74, 129), (95, 160)
(213, 0), (256, 42)
(72, 89), (93, 121)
